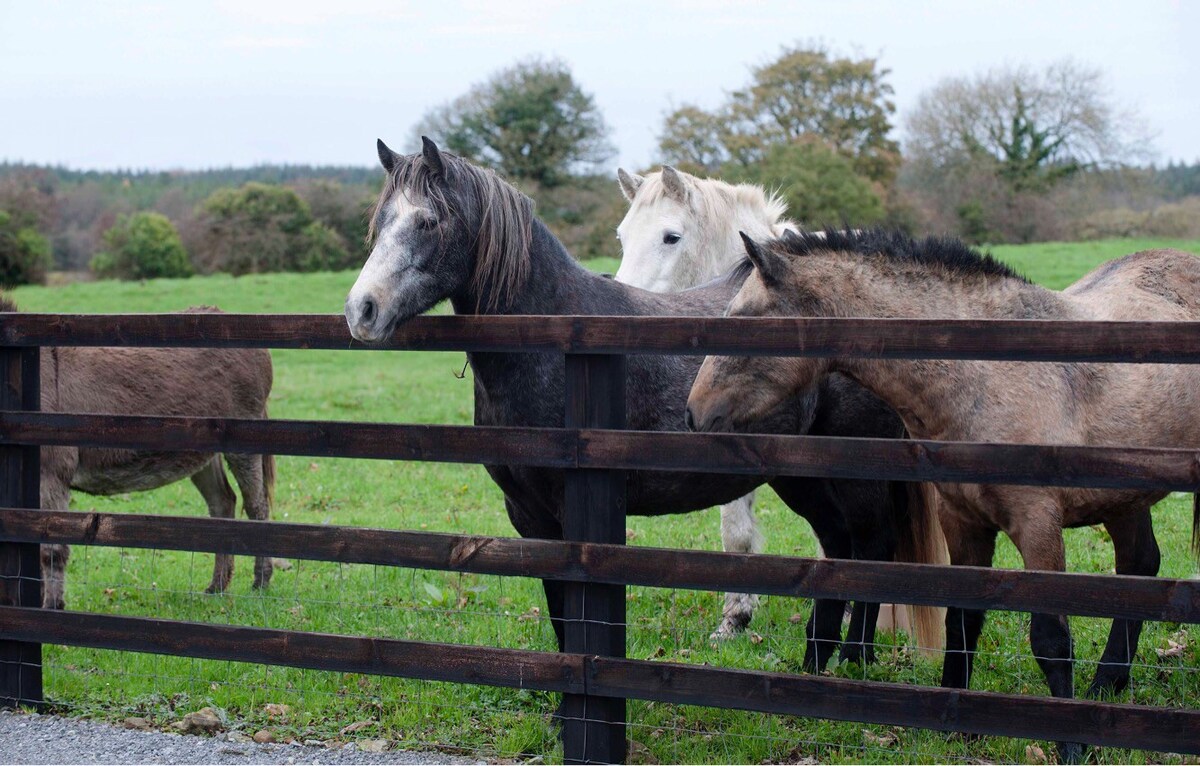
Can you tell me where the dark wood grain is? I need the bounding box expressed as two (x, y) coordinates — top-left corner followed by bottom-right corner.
(0, 606), (584, 693)
(586, 657), (1200, 754)
(0, 606), (1194, 754)
(0, 347), (41, 709)
(5, 411), (1200, 491)
(561, 354), (628, 764)
(2, 510), (1196, 623)
(4, 312), (1200, 362)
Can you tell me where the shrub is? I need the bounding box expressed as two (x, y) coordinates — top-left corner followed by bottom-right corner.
(0, 210), (52, 286)
(193, 183), (354, 275)
(721, 141), (886, 227)
(91, 212), (191, 280)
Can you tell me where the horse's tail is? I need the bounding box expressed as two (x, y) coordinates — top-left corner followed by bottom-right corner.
(262, 404), (276, 512)
(893, 480), (948, 654)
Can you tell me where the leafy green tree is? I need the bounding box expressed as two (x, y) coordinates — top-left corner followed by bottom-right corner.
(721, 141), (885, 226)
(194, 183), (347, 274)
(659, 43), (899, 185)
(0, 210), (52, 286)
(413, 58), (614, 186)
(296, 221), (353, 272)
(91, 211), (191, 280)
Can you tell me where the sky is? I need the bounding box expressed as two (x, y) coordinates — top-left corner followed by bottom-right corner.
(1, 0), (1196, 172)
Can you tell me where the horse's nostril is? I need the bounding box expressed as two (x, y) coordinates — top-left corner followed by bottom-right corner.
(361, 297), (377, 324)
(685, 407), (696, 431)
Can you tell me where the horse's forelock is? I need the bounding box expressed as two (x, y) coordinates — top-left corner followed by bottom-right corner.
(367, 150), (534, 313)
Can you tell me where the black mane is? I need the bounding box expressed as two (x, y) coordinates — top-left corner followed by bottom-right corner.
(729, 227), (1028, 284)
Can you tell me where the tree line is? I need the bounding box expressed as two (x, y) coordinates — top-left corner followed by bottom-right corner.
(2, 46), (1197, 286)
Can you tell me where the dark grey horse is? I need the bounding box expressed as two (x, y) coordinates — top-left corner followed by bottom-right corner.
(343, 137), (944, 671)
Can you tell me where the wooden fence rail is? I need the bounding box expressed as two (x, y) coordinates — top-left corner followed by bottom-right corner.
(3, 606), (1198, 755)
(2, 312), (1200, 361)
(0, 509), (1196, 624)
(5, 411), (1200, 491)
(3, 313), (1200, 763)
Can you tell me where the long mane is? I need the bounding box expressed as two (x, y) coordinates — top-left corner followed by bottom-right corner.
(369, 149), (535, 313)
(730, 228), (1028, 284)
(0, 294), (17, 312)
(635, 171), (792, 232)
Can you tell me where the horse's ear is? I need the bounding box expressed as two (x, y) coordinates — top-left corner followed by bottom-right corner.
(617, 168), (644, 202)
(740, 231), (786, 285)
(421, 136), (445, 176)
(377, 139), (399, 173)
(660, 165), (689, 203)
(780, 228), (804, 249)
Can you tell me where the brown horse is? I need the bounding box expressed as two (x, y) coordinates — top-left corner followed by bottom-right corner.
(686, 229), (1200, 761)
(0, 296), (277, 608)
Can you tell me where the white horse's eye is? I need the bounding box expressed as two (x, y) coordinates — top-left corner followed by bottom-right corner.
(663, 232), (681, 245)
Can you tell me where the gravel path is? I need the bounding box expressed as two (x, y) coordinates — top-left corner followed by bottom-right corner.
(0, 711), (488, 765)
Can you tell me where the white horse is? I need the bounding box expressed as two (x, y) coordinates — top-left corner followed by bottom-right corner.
(614, 165), (917, 641)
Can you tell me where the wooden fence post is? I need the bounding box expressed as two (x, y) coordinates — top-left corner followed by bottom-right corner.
(0, 346), (42, 709)
(561, 353), (627, 764)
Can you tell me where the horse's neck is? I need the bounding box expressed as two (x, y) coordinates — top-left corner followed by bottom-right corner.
(453, 219), (598, 318)
(694, 206), (788, 284)
(455, 218), (633, 417)
(811, 257), (1072, 441)
(808, 255), (1071, 321)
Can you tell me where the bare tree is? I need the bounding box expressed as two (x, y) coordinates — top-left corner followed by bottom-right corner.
(906, 60), (1152, 191)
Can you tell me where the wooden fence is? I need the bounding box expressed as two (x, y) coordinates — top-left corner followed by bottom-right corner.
(1, 312), (1199, 764)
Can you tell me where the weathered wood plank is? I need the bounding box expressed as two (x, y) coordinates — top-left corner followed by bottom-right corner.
(1, 607), (1195, 754)
(4, 313), (1200, 362)
(5, 411), (1200, 491)
(0, 347), (41, 709)
(561, 354), (628, 764)
(2, 510), (1196, 623)
(0, 606), (583, 693)
(586, 656), (1200, 754)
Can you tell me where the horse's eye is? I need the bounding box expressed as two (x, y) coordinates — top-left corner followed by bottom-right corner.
(418, 216), (438, 231)
(663, 232), (681, 245)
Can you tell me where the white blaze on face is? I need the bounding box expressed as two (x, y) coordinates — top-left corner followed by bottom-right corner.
(355, 190), (428, 296)
(345, 188), (432, 342)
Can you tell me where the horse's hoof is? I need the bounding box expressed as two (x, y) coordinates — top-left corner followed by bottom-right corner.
(838, 645), (875, 666)
(709, 620), (745, 641)
(1057, 741), (1085, 764)
(1085, 671), (1129, 699)
(709, 613), (751, 641)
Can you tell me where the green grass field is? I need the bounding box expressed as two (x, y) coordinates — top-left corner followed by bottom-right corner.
(8, 237), (1200, 764)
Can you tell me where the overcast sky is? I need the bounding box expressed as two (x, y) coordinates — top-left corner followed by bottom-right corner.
(1, 0), (1196, 172)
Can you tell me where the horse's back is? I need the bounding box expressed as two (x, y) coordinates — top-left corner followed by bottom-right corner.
(1066, 249), (1200, 320)
(46, 307), (273, 494)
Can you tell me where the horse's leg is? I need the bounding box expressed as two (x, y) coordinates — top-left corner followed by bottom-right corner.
(1087, 509), (1159, 698)
(39, 446), (77, 610)
(712, 490), (762, 639)
(771, 477), (851, 672)
(939, 512), (996, 690)
(833, 479), (897, 665)
(502, 495), (566, 650)
(1008, 507), (1081, 763)
(225, 452), (274, 589)
(189, 456), (238, 594)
